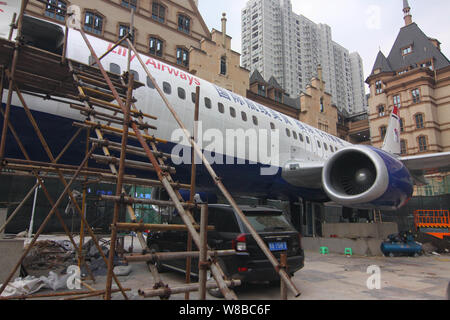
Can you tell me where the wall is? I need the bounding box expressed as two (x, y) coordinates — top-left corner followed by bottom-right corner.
(302, 237), (384, 256)
(0, 239), (24, 284)
(322, 223), (398, 240)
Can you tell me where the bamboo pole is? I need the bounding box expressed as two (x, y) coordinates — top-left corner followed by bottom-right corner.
(125, 38), (301, 297)
(0, 145), (96, 295)
(198, 205), (209, 300)
(139, 280), (241, 299)
(77, 29), (238, 300)
(105, 74), (133, 300)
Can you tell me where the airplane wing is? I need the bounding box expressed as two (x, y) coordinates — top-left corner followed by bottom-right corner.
(399, 152), (450, 185)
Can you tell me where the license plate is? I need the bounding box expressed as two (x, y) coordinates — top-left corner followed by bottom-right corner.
(269, 242), (287, 252)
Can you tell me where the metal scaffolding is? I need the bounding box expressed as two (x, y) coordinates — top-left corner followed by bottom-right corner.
(0, 3), (300, 300)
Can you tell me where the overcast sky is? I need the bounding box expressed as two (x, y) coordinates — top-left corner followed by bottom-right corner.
(198, 0), (450, 89)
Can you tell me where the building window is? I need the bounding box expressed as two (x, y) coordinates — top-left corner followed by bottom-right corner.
(220, 56), (227, 75)
(400, 118), (405, 133)
(149, 37), (163, 57)
(418, 136), (428, 152)
(412, 88), (420, 104)
(380, 126), (387, 140)
(402, 45), (413, 56)
(393, 95), (401, 108)
(84, 11), (103, 35)
(176, 48), (189, 67)
(400, 140), (407, 155)
(178, 14), (191, 34)
(257, 84), (266, 96)
(377, 105), (385, 117)
(119, 24), (134, 42)
(121, 0), (137, 10)
(320, 97), (324, 113)
(415, 113), (424, 129)
(274, 90), (282, 103)
(152, 2), (165, 23)
(375, 80), (383, 94)
(45, 0), (67, 22)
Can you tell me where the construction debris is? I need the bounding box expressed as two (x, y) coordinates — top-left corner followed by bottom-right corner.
(0, 271), (71, 297)
(22, 239), (128, 277)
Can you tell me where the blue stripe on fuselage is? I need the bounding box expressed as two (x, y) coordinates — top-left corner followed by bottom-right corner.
(0, 104), (327, 202)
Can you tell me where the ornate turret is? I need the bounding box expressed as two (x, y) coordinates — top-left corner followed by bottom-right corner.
(403, 0), (413, 26)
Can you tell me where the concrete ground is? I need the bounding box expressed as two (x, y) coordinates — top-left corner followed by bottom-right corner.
(3, 235), (450, 300)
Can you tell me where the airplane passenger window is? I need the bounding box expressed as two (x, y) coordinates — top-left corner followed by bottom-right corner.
(146, 76), (155, 89)
(191, 92), (196, 103)
(205, 97), (212, 109)
(317, 141), (321, 148)
(109, 63), (121, 74)
(178, 87), (186, 100)
(230, 107), (236, 118)
(330, 145), (334, 152)
(286, 129), (291, 137)
(130, 70), (139, 82)
(241, 111), (247, 122)
(293, 131), (298, 140)
(218, 103), (225, 114)
(163, 82), (172, 95)
(270, 123), (275, 131)
(306, 136), (310, 144)
(324, 143), (328, 151)
(299, 133), (304, 142)
(252, 115), (258, 126)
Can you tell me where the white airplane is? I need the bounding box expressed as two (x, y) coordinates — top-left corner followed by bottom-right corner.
(1, 5), (449, 211)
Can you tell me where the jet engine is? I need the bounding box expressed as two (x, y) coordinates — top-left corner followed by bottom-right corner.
(322, 146), (413, 210)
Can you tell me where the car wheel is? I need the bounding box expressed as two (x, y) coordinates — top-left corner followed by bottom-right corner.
(147, 244), (166, 273)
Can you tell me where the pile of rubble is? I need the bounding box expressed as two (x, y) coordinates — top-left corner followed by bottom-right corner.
(22, 239), (128, 277)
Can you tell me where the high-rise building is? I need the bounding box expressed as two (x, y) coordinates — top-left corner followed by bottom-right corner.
(241, 0), (367, 114)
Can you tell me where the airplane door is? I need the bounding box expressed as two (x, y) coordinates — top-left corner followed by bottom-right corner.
(305, 135), (314, 160)
(290, 145), (301, 160)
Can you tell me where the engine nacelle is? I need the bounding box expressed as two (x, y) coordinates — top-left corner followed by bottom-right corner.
(322, 146), (413, 210)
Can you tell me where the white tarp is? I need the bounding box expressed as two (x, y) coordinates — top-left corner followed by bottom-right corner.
(0, 271), (71, 297)
(0, 0), (22, 40)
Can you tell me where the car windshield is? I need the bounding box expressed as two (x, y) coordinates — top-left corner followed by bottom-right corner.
(243, 211), (296, 232)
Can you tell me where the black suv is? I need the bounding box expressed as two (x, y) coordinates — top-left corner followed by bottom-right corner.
(146, 204), (304, 285)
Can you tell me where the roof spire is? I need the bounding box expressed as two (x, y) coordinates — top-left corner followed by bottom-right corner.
(403, 0), (413, 26)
